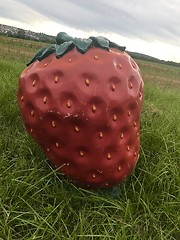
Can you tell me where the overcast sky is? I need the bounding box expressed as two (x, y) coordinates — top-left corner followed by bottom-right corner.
(0, 0), (180, 62)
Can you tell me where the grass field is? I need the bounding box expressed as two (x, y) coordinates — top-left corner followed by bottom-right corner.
(0, 35), (180, 240)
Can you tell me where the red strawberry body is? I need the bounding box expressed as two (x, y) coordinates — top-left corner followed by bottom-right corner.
(18, 34), (144, 188)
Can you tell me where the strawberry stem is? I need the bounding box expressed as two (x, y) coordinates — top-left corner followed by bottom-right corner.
(27, 32), (126, 66)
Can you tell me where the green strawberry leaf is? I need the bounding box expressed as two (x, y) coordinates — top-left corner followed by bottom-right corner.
(56, 41), (75, 58)
(75, 37), (92, 53)
(90, 36), (109, 50)
(26, 47), (47, 66)
(56, 32), (74, 44)
(109, 41), (126, 51)
(38, 44), (56, 61)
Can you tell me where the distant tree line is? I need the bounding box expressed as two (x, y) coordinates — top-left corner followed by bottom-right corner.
(128, 52), (180, 68)
(0, 29), (55, 44)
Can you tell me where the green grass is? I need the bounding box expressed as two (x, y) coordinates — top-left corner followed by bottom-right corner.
(0, 36), (180, 239)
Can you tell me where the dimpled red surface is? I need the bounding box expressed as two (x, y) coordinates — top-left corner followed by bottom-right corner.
(18, 47), (144, 188)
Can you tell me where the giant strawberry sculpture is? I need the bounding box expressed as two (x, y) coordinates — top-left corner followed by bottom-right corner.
(18, 32), (144, 188)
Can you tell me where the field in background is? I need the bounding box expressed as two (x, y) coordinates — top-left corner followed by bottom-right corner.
(0, 36), (180, 239)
